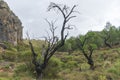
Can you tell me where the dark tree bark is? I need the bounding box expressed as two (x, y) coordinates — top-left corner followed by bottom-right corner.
(104, 35), (112, 48)
(29, 3), (77, 80)
(103, 30), (112, 48)
(77, 36), (95, 70)
(88, 46), (94, 70)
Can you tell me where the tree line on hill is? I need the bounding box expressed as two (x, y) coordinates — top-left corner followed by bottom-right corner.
(57, 22), (120, 70)
(59, 22), (120, 52)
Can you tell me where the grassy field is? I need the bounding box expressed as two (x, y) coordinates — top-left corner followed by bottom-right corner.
(0, 40), (120, 80)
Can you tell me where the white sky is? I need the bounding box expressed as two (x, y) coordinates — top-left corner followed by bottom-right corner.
(4, 0), (120, 39)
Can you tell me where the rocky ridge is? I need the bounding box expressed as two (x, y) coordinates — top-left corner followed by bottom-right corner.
(0, 0), (23, 45)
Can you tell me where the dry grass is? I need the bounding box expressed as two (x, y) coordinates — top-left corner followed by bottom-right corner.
(0, 40), (120, 80)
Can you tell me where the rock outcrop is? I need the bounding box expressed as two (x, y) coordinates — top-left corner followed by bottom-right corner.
(0, 0), (23, 45)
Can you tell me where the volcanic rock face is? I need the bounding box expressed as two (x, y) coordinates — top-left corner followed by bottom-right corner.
(0, 0), (23, 45)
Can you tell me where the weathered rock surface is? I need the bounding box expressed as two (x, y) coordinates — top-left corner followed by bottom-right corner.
(0, 0), (23, 45)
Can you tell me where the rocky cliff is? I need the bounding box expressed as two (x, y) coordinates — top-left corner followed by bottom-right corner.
(0, 0), (23, 45)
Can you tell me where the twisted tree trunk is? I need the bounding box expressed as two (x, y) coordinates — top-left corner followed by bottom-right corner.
(28, 3), (77, 79)
(36, 72), (43, 80)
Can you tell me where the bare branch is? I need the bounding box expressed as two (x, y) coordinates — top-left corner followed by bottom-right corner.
(48, 2), (66, 18)
(29, 3), (77, 79)
(45, 19), (51, 27)
(29, 40), (38, 67)
(66, 5), (76, 18)
(66, 16), (76, 22)
(62, 5), (69, 14)
(26, 31), (30, 41)
(73, 11), (81, 14)
(64, 32), (69, 40)
(65, 24), (73, 29)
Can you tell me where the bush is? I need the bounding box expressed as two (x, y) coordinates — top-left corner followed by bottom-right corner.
(80, 63), (90, 70)
(17, 50), (32, 62)
(15, 43), (29, 51)
(107, 59), (120, 76)
(98, 75), (107, 80)
(61, 56), (73, 63)
(44, 57), (64, 79)
(65, 61), (78, 70)
(14, 64), (28, 74)
(2, 50), (17, 61)
(107, 66), (120, 77)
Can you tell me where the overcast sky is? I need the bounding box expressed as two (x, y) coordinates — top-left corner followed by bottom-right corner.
(4, 0), (120, 39)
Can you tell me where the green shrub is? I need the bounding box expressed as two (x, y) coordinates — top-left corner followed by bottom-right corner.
(14, 62), (35, 78)
(98, 75), (107, 80)
(107, 59), (120, 76)
(14, 64), (28, 74)
(65, 61), (78, 69)
(15, 43), (29, 51)
(17, 50), (32, 62)
(2, 50), (17, 61)
(80, 63), (90, 70)
(44, 57), (64, 79)
(12, 77), (20, 80)
(61, 56), (73, 63)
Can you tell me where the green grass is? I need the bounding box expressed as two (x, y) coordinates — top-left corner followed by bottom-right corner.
(0, 40), (120, 80)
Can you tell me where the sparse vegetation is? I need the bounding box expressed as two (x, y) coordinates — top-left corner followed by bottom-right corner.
(0, 1), (120, 80)
(0, 39), (120, 80)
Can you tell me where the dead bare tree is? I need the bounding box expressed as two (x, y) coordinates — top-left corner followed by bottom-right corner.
(77, 35), (95, 70)
(29, 2), (77, 80)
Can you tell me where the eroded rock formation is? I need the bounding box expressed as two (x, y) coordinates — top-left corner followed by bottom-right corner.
(0, 0), (23, 45)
